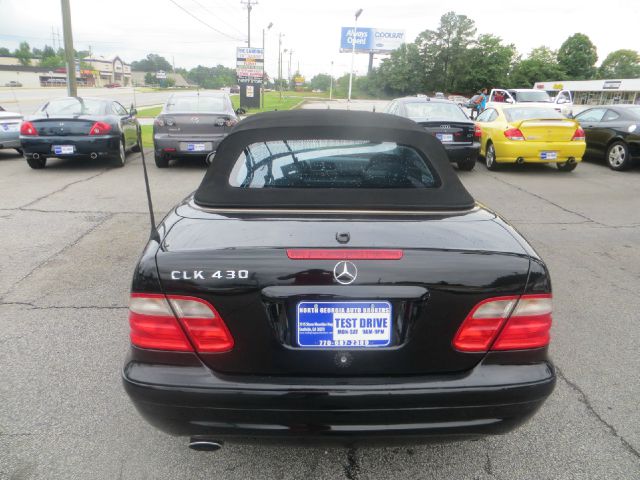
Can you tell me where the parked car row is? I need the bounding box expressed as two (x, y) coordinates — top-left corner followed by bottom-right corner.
(383, 94), (639, 173)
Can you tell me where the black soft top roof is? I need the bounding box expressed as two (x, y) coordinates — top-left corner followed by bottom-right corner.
(193, 110), (475, 211)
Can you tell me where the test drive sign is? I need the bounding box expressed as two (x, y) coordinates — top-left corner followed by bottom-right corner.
(236, 47), (264, 84)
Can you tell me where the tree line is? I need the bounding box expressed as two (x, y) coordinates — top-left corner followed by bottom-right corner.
(312, 11), (640, 98)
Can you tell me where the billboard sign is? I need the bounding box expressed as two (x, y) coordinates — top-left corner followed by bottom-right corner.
(340, 27), (405, 53)
(236, 47), (264, 84)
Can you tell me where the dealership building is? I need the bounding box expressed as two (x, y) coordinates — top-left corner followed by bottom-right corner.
(534, 79), (640, 105)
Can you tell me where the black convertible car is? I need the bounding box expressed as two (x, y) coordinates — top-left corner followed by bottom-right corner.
(574, 104), (640, 170)
(123, 110), (555, 449)
(385, 96), (480, 171)
(20, 96), (140, 169)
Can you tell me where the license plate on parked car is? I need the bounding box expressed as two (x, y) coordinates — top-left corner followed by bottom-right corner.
(187, 143), (206, 152)
(1, 123), (18, 132)
(297, 301), (392, 348)
(540, 151), (557, 160)
(53, 145), (75, 155)
(436, 133), (454, 143)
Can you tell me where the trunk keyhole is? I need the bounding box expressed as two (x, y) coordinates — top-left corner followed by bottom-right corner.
(336, 232), (350, 244)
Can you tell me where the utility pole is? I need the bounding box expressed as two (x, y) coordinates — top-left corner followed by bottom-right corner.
(261, 22), (273, 109)
(329, 61), (334, 101)
(278, 33), (283, 100)
(288, 49), (293, 83)
(348, 8), (363, 106)
(241, 0), (258, 47)
(60, 0), (77, 96)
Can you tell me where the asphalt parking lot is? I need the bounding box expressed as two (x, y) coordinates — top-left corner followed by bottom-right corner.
(0, 128), (639, 478)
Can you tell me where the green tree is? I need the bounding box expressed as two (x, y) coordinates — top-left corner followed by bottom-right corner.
(557, 33), (597, 80)
(0, 47), (10, 56)
(144, 72), (156, 85)
(456, 34), (516, 93)
(186, 64), (237, 89)
(309, 73), (332, 91)
(375, 43), (425, 96)
(40, 55), (64, 69)
(415, 12), (477, 92)
(598, 49), (640, 79)
(509, 46), (566, 88)
(41, 45), (56, 59)
(14, 41), (31, 66)
(131, 53), (172, 72)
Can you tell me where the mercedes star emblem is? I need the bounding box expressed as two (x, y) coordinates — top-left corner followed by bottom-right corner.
(333, 261), (357, 285)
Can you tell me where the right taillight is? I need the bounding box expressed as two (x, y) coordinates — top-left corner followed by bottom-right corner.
(572, 127), (585, 141)
(128, 294), (234, 353)
(20, 121), (38, 136)
(453, 294), (552, 352)
(474, 124), (482, 138)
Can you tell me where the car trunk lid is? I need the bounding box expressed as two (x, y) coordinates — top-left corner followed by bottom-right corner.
(156, 113), (235, 136)
(417, 121), (474, 145)
(29, 117), (98, 136)
(516, 119), (578, 142)
(154, 208), (532, 376)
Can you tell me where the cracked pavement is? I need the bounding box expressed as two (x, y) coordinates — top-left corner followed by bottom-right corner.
(0, 140), (639, 479)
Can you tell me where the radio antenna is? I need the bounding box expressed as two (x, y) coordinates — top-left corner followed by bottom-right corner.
(137, 128), (160, 243)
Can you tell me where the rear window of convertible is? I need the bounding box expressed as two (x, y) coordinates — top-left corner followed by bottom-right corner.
(229, 140), (439, 188)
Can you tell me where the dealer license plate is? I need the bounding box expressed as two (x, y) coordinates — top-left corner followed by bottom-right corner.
(540, 151), (557, 160)
(297, 301), (392, 348)
(436, 133), (454, 143)
(1, 123), (19, 132)
(187, 143), (206, 152)
(53, 145), (75, 155)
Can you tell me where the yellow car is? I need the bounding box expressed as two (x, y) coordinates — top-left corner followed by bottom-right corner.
(475, 104), (586, 172)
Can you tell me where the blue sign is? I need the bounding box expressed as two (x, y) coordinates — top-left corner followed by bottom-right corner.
(340, 27), (405, 53)
(297, 301), (392, 348)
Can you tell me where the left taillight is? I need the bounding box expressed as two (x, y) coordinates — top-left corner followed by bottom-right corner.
(572, 127), (585, 141)
(504, 128), (525, 141)
(89, 121), (112, 135)
(20, 121), (38, 136)
(453, 294), (552, 352)
(128, 293), (234, 353)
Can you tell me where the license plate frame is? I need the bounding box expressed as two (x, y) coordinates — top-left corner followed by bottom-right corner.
(436, 133), (454, 143)
(52, 145), (75, 155)
(296, 301), (392, 348)
(540, 151), (557, 160)
(1, 123), (19, 132)
(187, 143), (206, 152)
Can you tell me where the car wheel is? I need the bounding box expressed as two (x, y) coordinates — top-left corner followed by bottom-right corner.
(556, 161), (577, 172)
(131, 130), (141, 152)
(485, 143), (499, 171)
(606, 141), (631, 171)
(154, 151), (169, 168)
(113, 138), (126, 167)
(26, 156), (47, 169)
(456, 157), (476, 171)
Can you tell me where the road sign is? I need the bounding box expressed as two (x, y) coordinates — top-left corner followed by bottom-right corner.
(236, 47), (264, 84)
(156, 70), (167, 80)
(339, 27), (405, 53)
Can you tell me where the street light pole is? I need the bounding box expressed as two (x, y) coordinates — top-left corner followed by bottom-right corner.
(329, 61), (334, 101)
(278, 33), (284, 100)
(262, 22), (273, 110)
(241, 0), (258, 47)
(60, 0), (77, 97)
(347, 8), (363, 106)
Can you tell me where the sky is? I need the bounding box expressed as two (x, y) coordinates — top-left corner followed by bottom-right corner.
(0, 0), (638, 80)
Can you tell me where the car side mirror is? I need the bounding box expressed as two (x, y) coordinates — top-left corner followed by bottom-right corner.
(130, 107), (137, 116)
(505, 98), (514, 104)
(235, 108), (246, 115)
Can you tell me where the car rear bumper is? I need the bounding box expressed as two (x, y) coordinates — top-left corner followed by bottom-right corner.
(443, 142), (480, 162)
(122, 351), (555, 442)
(0, 136), (20, 149)
(20, 135), (120, 158)
(495, 141), (585, 163)
(154, 134), (226, 157)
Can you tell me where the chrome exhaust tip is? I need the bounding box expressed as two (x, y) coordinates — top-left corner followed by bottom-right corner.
(90, 152), (98, 160)
(516, 157), (525, 164)
(568, 157), (576, 164)
(32, 153), (40, 160)
(188, 438), (223, 452)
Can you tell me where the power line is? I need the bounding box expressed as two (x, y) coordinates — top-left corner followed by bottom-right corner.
(168, 0), (245, 41)
(189, 0), (246, 37)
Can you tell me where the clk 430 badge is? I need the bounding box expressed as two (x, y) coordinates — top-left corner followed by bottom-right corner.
(170, 270), (249, 280)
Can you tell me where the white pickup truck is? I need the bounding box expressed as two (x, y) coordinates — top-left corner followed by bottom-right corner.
(487, 88), (573, 116)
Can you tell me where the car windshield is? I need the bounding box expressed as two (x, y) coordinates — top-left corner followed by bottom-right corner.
(404, 102), (468, 121)
(40, 98), (106, 115)
(512, 91), (551, 102)
(229, 139), (438, 189)
(164, 96), (226, 113)
(504, 107), (564, 122)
